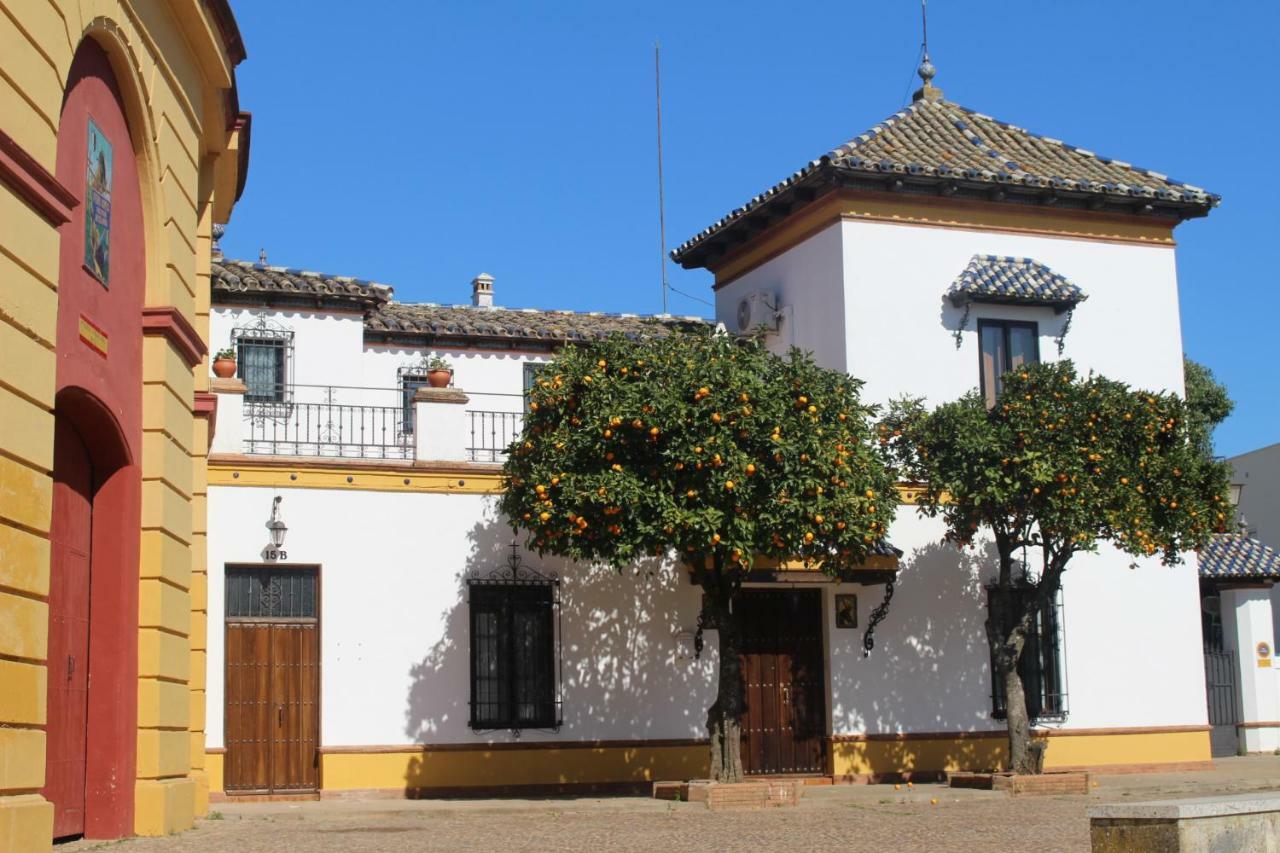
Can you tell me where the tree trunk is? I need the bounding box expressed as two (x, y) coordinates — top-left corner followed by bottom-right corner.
(702, 583), (744, 783)
(1002, 661), (1037, 774)
(985, 584), (1039, 775)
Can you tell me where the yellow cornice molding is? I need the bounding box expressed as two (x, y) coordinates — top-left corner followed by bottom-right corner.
(712, 190), (1178, 288)
(208, 457), (930, 506)
(207, 456), (504, 495)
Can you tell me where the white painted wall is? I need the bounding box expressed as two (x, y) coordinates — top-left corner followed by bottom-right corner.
(210, 305), (546, 414)
(716, 218), (1206, 735)
(206, 485), (715, 748)
(210, 306), (369, 392)
(1221, 587), (1280, 752)
(712, 222), (847, 370)
(838, 220), (1186, 408)
(1231, 443), (1280, 547)
(826, 513), (1208, 735)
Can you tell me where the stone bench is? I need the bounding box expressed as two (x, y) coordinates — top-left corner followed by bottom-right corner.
(1089, 792), (1280, 852)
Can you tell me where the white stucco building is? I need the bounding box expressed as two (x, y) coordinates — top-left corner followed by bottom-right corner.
(203, 68), (1227, 799)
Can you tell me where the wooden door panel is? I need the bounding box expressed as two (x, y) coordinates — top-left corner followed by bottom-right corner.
(44, 418), (93, 837)
(270, 623), (319, 791)
(225, 624), (273, 791)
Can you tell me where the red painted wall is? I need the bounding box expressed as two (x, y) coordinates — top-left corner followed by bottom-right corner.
(48, 37), (146, 840)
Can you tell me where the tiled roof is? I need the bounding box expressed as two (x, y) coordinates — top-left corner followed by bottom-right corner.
(366, 303), (709, 345)
(212, 258), (709, 345)
(1199, 533), (1280, 581)
(947, 255), (1087, 309)
(673, 93), (1219, 269)
(212, 259), (393, 311)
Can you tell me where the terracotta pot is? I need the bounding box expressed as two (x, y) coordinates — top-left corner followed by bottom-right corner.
(212, 357), (237, 379)
(427, 369), (453, 388)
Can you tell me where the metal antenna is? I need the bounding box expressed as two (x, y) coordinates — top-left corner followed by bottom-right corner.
(921, 0), (929, 59)
(655, 41), (670, 316)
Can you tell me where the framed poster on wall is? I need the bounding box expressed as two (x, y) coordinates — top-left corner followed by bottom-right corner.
(84, 118), (112, 285)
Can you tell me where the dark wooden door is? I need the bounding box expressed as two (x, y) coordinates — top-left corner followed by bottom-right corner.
(224, 570), (319, 794)
(44, 418), (93, 837)
(739, 589), (826, 775)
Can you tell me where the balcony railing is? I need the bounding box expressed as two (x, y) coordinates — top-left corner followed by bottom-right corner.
(244, 384), (413, 460)
(467, 409), (524, 463)
(235, 385), (529, 463)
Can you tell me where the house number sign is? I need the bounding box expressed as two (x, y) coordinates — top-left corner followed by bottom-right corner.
(1258, 642), (1272, 669)
(263, 548), (288, 561)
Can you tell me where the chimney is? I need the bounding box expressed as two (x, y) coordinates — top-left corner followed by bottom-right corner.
(471, 273), (494, 308)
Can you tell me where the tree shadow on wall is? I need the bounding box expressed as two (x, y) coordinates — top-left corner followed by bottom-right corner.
(402, 504), (715, 797)
(831, 539), (1010, 778)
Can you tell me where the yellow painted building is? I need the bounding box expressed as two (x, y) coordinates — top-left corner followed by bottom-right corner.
(0, 1), (248, 848)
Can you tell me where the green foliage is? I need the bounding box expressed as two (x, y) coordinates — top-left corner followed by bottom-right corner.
(883, 361), (1232, 565)
(424, 354), (452, 372)
(499, 331), (896, 574)
(1183, 357), (1234, 456)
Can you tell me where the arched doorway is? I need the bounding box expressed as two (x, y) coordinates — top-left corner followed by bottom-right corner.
(44, 37), (146, 840)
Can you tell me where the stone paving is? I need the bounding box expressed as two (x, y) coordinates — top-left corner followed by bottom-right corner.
(62, 757), (1280, 853)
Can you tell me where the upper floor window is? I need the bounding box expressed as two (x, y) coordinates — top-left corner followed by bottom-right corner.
(522, 362), (545, 413)
(233, 321), (294, 405)
(979, 320), (1038, 408)
(398, 367), (430, 434)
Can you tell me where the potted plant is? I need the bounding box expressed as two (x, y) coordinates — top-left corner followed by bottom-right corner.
(212, 346), (237, 379)
(425, 355), (453, 388)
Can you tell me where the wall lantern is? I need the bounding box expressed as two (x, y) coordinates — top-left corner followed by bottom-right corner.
(266, 496), (287, 549)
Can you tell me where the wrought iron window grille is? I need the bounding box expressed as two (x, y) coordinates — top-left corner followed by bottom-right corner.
(987, 580), (1069, 724)
(466, 544), (562, 734)
(225, 566), (317, 620)
(522, 362), (546, 414)
(233, 317), (295, 415)
(397, 365), (431, 436)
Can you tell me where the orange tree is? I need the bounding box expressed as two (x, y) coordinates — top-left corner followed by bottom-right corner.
(881, 361), (1231, 774)
(499, 330), (895, 782)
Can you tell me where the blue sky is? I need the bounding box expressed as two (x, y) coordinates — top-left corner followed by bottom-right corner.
(222, 0), (1277, 458)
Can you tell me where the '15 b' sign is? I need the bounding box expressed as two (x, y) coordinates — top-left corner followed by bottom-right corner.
(263, 548), (288, 562)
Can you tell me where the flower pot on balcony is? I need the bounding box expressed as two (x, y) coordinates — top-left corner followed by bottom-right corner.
(213, 356), (237, 379)
(427, 368), (453, 388)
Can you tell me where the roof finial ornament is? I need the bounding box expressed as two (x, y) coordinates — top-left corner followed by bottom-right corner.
(258, 247), (267, 264)
(913, 0), (944, 102)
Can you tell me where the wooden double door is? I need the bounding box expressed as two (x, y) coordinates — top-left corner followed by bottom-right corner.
(224, 566), (320, 793)
(738, 589), (827, 775)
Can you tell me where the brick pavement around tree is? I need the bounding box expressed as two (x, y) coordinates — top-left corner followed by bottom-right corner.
(61, 756), (1280, 853)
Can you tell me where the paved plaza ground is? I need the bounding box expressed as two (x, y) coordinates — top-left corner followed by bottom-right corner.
(61, 757), (1280, 853)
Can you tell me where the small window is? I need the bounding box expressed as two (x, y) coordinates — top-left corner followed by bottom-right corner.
(522, 362), (545, 413)
(978, 320), (1039, 408)
(988, 584), (1067, 722)
(226, 566), (317, 620)
(468, 583), (559, 730)
(398, 369), (430, 434)
(233, 325), (293, 405)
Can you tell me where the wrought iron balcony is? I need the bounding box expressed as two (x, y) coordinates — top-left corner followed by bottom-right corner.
(243, 384), (413, 460)
(467, 408), (524, 463)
